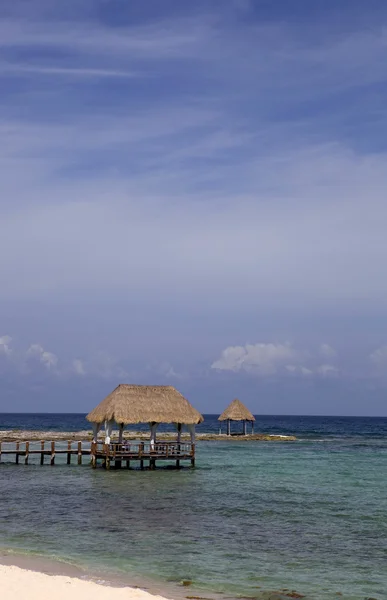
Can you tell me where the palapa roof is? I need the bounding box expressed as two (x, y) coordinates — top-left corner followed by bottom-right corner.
(86, 384), (204, 425)
(218, 398), (255, 422)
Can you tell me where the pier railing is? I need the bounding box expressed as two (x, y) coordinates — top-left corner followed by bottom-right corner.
(0, 439), (196, 469)
(98, 441), (194, 458)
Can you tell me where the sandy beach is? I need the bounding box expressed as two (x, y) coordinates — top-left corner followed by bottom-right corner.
(0, 564), (171, 600)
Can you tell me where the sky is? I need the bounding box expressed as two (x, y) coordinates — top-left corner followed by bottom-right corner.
(1, 0), (387, 416)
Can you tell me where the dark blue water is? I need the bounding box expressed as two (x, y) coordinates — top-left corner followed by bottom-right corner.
(1, 413), (387, 440)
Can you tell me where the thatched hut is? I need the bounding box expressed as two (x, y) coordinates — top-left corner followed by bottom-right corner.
(218, 398), (255, 435)
(86, 384), (204, 445)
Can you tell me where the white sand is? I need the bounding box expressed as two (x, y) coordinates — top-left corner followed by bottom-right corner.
(0, 564), (171, 600)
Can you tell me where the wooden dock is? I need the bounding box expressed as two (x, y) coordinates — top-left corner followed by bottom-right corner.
(0, 440), (195, 469)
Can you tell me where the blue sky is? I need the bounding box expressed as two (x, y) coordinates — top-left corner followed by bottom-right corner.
(1, 0), (387, 415)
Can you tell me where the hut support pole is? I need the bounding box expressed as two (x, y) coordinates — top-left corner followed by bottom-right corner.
(118, 423), (124, 444)
(187, 424), (196, 443)
(227, 419), (231, 436)
(176, 423), (182, 444)
(92, 422), (102, 442)
(104, 419), (114, 444)
(149, 422), (159, 449)
(251, 421), (254, 435)
(243, 420), (247, 436)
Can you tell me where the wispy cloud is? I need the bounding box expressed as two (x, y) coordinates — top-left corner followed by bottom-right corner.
(1, 63), (138, 79)
(27, 344), (58, 370)
(0, 335), (12, 356)
(369, 346), (387, 372)
(73, 359), (86, 376)
(320, 344), (337, 359)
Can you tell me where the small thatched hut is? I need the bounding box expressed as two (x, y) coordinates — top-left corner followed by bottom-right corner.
(86, 384), (204, 445)
(218, 398), (255, 435)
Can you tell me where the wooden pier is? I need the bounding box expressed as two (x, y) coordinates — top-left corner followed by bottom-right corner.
(0, 440), (195, 469)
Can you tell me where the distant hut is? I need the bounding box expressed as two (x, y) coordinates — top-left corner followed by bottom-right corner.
(218, 399), (255, 436)
(86, 384), (204, 446)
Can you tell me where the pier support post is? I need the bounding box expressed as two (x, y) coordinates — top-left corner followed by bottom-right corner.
(50, 441), (55, 465)
(40, 441), (45, 465)
(67, 441), (71, 464)
(16, 441), (20, 464)
(25, 441), (29, 465)
(91, 442), (97, 468)
(139, 441), (144, 470)
(77, 441), (82, 465)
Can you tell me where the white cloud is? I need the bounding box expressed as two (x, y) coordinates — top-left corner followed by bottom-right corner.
(320, 343), (337, 358)
(369, 346), (387, 368)
(73, 359), (86, 376)
(27, 344), (58, 370)
(0, 335), (12, 356)
(211, 342), (298, 374)
(212, 343), (342, 378)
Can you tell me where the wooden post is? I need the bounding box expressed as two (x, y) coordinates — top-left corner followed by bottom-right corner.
(104, 443), (110, 470)
(0, 441), (2, 463)
(67, 441), (71, 464)
(126, 459), (130, 469)
(77, 441), (82, 465)
(25, 441), (29, 465)
(40, 441), (45, 465)
(50, 441), (55, 465)
(191, 443), (195, 468)
(91, 442), (97, 468)
(243, 420), (247, 435)
(150, 458), (156, 470)
(227, 419), (231, 436)
(139, 441), (144, 470)
(176, 459), (180, 469)
(16, 441), (20, 464)
(251, 420), (254, 435)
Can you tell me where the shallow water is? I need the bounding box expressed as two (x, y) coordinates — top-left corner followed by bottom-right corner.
(0, 415), (386, 599)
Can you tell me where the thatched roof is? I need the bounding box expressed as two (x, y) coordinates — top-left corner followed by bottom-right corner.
(218, 398), (255, 422)
(86, 384), (204, 425)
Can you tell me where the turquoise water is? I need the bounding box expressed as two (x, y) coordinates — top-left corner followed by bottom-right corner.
(0, 416), (386, 599)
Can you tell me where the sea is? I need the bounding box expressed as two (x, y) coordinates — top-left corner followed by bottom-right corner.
(0, 414), (386, 600)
